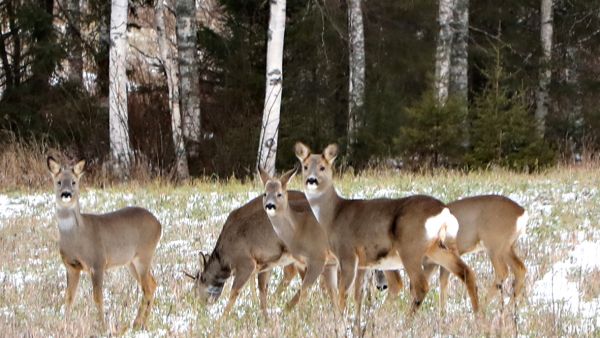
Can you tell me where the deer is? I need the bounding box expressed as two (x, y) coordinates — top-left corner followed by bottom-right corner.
(46, 157), (162, 331)
(190, 192), (335, 318)
(294, 142), (479, 316)
(376, 195), (527, 312)
(258, 167), (338, 311)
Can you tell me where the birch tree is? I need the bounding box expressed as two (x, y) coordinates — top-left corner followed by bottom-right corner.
(176, 0), (201, 157)
(156, 0), (190, 180)
(346, 0), (365, 159)
(450, 0), (469, 147)
(257, 0), (286, 176)
(535, 0), (553, 136)
(66, 0), (83, 85)
(109, 0), (133, 174)
(434, 0), (454, 105)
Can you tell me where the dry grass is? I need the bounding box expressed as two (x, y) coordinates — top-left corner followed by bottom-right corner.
(1, 166), (599, 337)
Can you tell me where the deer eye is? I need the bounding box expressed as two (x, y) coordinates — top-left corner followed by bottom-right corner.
(263, 193), (266, 197)
(72, 181), (76, 186)
(57, 181), (62, 186)
(320, 166), (325, 171)
(277, 193), (282, 198)
(303, 165), (307, 170)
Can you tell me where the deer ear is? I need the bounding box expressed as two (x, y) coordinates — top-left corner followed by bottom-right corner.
(257, 166), (270, 187)
(280, 166), (297, 189)
(295, 142), (311, 161)
(323, 144), (338, 163)
(73, 159), (86, 177)
(47, 156), (61, 176)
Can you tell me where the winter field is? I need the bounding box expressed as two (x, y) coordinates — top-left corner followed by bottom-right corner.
(0, 168), (599, 337)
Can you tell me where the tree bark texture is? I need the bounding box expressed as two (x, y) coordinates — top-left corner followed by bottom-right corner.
(346, 0), (365, 159)
(535, 0), (553, 136)
(156, 0), (190, 180)
(257, 0), (286, 176)
(66, 0), (83, 85)
(434, 0), (454, 105)
(176, 0), (201, 157)
(109, 0), (133, 174)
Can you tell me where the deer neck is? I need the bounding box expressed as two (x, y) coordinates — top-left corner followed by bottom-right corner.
(56, 202), (83, 233)
(268, 206), (299, 245)
(305, 184), (341, 228)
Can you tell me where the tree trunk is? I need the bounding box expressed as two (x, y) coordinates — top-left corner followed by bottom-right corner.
(434, 0), (454, 105)
(176, 0), (201, 157)
(156, 0), (190, 181)
(66, 0), (83, 85)
(109, 0), (133, 175)
(257, 0), (286, 176)
(346, 0), (365, 160)
(535, 0), (553, 137)
(450, 0), (469, 147)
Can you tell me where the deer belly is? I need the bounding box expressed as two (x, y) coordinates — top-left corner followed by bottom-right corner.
(368, 255), (404, 270)
(106, 247), (137, 268)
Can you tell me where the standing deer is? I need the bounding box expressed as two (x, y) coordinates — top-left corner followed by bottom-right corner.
(47, 157), (161, 331)
(294, 142), (479, 315)
(192, 192), (315, 318)
(377, 195), (528, 312)
(258, 167), (338, 311)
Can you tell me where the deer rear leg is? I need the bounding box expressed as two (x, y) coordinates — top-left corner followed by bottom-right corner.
(427, 246), (479, 313)
(384, 270), (403, 299)
(132, 259), (157, 330)
(507, 246), (527, 303)
(64, 265), (81, 322)
(275, 264), (298, 296)
(401, 253), (429, 315)
(257, 270), (271, 318)
(91, 267), (106, 332)
(488, 251), (509, 308)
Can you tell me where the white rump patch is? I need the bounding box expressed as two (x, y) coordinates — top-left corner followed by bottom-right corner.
(424, 208), (458, 240)
(516, 210), (528, 235)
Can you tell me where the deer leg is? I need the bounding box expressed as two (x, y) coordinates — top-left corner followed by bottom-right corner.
(90, 267), (106, 332)
(338, 254), (358, 312)
(401, 253), (429, 315)
(488, 251), (509, 308)
(257, 270), (271, 318)
(286, 259), (325, 311)
(506, 246), (527, 303)
(222, 261), (255, 319)
(275, 264), (298, 296)
(438, 267), (450, 315)
(132, 258), (157, 330)
(64, 265), (81, 322)
(322, 264), (339, 312)
(427, 246), (479, 313)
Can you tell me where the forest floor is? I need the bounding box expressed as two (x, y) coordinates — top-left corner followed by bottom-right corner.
(0, 167), (599, 337)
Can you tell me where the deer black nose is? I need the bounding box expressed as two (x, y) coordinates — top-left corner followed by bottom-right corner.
(376, 284), (388, 291)
(61, 192), (72, 199)
(265, 203), (276, 210)
(306, 177), (318, 185)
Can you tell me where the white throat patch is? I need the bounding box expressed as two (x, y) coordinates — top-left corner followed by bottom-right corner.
(58, 216), (77, 231)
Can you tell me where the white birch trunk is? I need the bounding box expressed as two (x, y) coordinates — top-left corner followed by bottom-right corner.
(347, 0), (365, 159)
(109, 0), (132, 174)
(176, 0), (201, 157)
(66, 0), (83, 85)
(434, 0), (454, 105)
(257, 0), (286, 176)
(450, 0), (469, 147)
(156, 0), (190, 180)
(535, 0), (553, 136)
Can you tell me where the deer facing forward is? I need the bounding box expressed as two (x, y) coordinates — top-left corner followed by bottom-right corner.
(47, 157), (162, 331)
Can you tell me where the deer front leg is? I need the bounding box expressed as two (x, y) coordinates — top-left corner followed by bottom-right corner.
(257, 270), (271, 318)
(286, 258), (325, 311)
(64, 265), (81, 322)
(221, 260), (255, 320)
(91, 267), (106, 332)
(337, 254), (358, 312)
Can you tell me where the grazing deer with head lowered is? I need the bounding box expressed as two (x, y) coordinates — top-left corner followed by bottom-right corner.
(47, 157), (161, 331)
(294, 142), (479, 315)
(258, 167), (338, 311)
(192, 192), (317, 318)
(376, 195), (527, 312)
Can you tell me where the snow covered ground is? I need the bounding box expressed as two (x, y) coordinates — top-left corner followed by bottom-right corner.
(0, 169), (598, 336)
